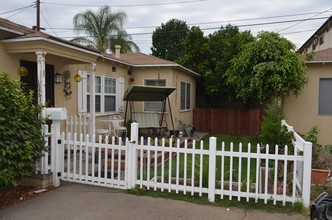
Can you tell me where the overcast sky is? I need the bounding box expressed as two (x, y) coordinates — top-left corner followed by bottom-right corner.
(1, 0), (332, 54)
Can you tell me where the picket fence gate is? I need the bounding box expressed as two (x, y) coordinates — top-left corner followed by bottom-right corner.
(46, 121), (312, 208)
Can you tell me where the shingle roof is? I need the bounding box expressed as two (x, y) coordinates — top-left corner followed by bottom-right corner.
(0, 17), (199, 76)
(308, 48), (332, 62)
(0, 17), (100, 54)
(105, 53), (177, 66)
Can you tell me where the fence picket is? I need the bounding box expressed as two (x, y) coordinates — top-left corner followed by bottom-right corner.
(229, 142), (233, 200)
(161, 138), (165, 192)
(283, 145), (288, 206)
(56, 120), (312, 208)
(183, 140), (188, 195)
(273, 145), (279, 205)
(191, 140), (196, 196)
(246, 143), (251, 202)
(147, 138), (151, 190)
(264, 144), (269, 204)
(255, 144), (260, 203)
(168, 138), (173, 193)
(221, 142), (225, 199)
(176, 139), (180, 194)
(238, 143), (242, 201)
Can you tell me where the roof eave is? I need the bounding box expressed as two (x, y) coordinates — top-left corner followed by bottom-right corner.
(1, 36), (101, 57)
(0, 26), (24, 35)
(306, 60), (332, 64)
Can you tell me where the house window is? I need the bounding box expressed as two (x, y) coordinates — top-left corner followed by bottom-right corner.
(144, 79), (166, 112)
(80, 72), (120, 114)
(181, 81), (191, 111)
(320, 35), (324, 45)
(318, 78), (332, 115)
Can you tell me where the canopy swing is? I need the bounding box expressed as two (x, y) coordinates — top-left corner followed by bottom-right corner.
(123, 85), (176, 136)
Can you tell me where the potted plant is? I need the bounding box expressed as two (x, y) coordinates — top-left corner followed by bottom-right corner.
(305, 126), (332, 184)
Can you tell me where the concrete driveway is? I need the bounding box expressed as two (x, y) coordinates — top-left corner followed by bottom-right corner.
(0, 182), (307, 220)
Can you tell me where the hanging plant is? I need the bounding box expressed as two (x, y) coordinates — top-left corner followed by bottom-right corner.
(63, 70), (72, 100)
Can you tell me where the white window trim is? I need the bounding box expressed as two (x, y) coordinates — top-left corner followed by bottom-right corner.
(77, 70), (123, 115)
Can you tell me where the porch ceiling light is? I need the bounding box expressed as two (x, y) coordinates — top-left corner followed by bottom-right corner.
(54, 72), (62, 83)
(17, 66), (28, 77)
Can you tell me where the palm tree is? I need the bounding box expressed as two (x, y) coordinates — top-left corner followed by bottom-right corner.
(72, 5), (140, 53)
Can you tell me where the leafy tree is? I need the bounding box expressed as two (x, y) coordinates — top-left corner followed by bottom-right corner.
(225, 31), (308, 104)
(0, 72), (46, 188)
(178, 25), (254, 103)
(204, 25), (254, 98)
(72, 5), (139, 53)
(178, 26), (208, 75)
(151, 19), (189, 61)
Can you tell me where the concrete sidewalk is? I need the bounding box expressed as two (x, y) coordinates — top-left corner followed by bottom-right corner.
(0, 183), (307, 220)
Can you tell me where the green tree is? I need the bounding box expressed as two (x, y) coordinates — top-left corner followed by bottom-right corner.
(151, 19), (189, 61)
(72, 5), (139, 53)
(225, 31), (308, 104)
(178, 26), (208, 75)
(204, 25), (254, 98)
(178, 25), (254, 103)
(0, 72), (46, 188)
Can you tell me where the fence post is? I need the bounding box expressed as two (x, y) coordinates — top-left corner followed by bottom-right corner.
(208, 137), (217, 202)
(302, 141), (312, 208)
(51, 119), (61, 187)
(128, 122), (139, 189)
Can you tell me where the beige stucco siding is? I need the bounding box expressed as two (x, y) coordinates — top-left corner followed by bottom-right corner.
(283, 63), (332, 146)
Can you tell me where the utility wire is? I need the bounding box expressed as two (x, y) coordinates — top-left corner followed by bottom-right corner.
(278, 7), (332, 33)
(0, 4), (35, 16)
(42, 0), (206, 7)
(6, 5), (33, 19)
(47, 16), (329, 38)
(47, 11), (332, 31)
(40, 10), (58, 37)
(41, 4), (58, 37)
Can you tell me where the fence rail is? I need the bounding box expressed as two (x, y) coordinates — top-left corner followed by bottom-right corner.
(193, 108), (265, 135)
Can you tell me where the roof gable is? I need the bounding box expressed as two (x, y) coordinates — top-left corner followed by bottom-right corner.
(298, 16), (332, 53)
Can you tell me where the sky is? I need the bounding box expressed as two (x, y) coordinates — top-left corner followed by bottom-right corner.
(1, 0), (332, 54)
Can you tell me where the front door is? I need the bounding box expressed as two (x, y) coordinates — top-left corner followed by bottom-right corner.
(20, 60), (54, 107)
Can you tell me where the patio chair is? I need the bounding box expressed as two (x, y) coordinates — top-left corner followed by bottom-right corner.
(109, 114), (127, 139)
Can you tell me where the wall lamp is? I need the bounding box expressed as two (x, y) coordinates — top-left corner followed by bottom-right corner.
(112, 66), (116, 72)
(54, 72), (62, 83)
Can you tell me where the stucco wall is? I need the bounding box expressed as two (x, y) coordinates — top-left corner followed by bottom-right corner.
(283, 63), (332, 146)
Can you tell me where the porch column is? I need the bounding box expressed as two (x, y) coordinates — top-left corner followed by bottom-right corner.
(89, 63), (96, 140)
(36, 51), (47, 117)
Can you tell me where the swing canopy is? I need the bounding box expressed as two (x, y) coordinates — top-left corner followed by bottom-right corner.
(123, 85), (176, 101)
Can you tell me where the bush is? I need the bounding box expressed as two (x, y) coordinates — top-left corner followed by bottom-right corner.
(0, 72), (47, 188)
(259, 106), (293, 151)
(304, 126), (332, 170)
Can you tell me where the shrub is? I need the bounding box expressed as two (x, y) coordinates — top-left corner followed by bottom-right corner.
(259, 106), (293, 151)
(0, 72), (47, 188)
(304, 126), (332, 170)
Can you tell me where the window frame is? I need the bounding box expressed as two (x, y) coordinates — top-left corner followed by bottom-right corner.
(143, 78), (167, 112)
(180, 81), (191, 111)
(86, 73), (118, 115)
(318, 78), (332, 115)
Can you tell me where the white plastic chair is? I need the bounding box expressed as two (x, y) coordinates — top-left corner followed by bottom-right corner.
(109, 114), (127, 139)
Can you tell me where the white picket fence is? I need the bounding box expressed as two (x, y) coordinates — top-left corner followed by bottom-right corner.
(52, 122), (312, 207)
